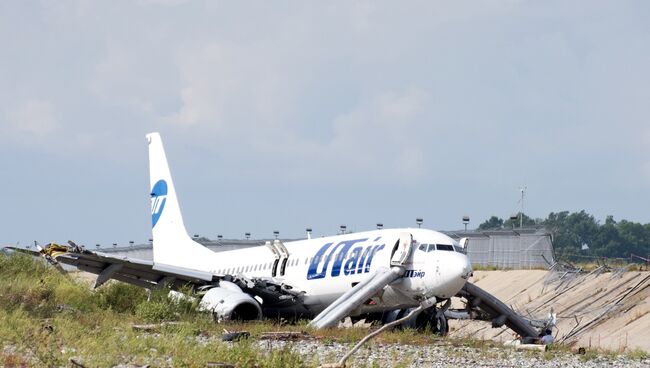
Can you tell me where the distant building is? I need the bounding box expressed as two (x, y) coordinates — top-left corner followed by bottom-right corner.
(444, 228), (555, 269)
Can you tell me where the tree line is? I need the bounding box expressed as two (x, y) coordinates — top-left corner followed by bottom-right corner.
(477, 211), (650, 261)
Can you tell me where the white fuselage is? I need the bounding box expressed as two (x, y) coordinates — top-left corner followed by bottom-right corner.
(177, 228), (472, 315)
(146, 132), (472, 317)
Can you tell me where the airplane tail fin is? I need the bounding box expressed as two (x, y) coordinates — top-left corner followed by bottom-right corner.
(146, 132), (215, 271)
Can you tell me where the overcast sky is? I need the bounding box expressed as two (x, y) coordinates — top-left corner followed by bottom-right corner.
(2, 1), (649, 247)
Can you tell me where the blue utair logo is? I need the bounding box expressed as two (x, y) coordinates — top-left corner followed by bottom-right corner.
(306, 237), (385, 280)
(150, 179), (168, 228)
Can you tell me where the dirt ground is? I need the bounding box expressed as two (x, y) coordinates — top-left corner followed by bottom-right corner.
(448, 269), (650, 352)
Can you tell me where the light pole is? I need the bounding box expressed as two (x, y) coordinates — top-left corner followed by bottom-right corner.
(416, 218), (423, 228)
(340, 225), (347, 234)
(519, 186), (526, 228)
(510, 214), (519, 229)
(376, 223), (383, 230)
(273, 230), (279, 239)
(462, 216), (470, 232)
(245, 232), (250, 240)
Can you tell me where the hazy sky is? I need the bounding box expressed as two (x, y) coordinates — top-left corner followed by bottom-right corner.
(2, 1), (650, 247)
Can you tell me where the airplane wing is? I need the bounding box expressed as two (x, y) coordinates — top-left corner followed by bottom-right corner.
(3, 242), (307, 318)
(4, 242), (217, 290)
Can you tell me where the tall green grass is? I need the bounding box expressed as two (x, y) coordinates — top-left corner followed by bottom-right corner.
(0, 253), (305, 367)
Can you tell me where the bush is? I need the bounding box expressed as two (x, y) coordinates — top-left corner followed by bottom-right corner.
(135, 300), (177, 322)
(97, 282), (148, 314)
(134, 286), (200, 322)
(0, 253), (50, 278)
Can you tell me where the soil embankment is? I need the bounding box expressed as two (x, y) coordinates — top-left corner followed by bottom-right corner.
(448, 270), (650, 352)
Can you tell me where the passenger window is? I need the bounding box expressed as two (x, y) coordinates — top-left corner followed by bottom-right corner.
(436, 244), (454, 251)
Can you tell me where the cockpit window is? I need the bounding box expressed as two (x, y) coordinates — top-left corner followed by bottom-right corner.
(453, 245), (466, 254)
(436, 244), (454, 251)
(418, 244), (438, 252)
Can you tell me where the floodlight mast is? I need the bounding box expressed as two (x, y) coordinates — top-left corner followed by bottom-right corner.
(519, 186), (527, 228)
(416, 218), (423, 228)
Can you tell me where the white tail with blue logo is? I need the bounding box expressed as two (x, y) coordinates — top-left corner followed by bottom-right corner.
(147, 133), (217, 275)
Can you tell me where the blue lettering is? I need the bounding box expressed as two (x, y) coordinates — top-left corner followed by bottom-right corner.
(331, 239), (367, 277)
(306, 242), (333, 280)
(403, 269), (426, 278)
(306, 241), (386, 280)
(356, 246), (371, 274)
(364, 244), (385, 273)
(343, 247), (363, 275)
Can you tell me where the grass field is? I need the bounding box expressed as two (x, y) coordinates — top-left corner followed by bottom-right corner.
(1, 253), (646, 367)
(0, 253), (446, 367)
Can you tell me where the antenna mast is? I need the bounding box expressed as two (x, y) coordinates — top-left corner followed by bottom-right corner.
(519, 186), (526, 228)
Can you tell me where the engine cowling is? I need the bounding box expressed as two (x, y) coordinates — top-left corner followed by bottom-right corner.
(199, 281), (262, 322)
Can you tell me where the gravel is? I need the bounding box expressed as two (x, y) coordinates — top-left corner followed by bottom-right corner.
(253, 339), (650, 368)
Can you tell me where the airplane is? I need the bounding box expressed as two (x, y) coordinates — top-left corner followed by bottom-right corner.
(5, 132), (474, 333)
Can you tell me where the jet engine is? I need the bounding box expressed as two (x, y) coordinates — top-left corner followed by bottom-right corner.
(199, 281), (262, 322)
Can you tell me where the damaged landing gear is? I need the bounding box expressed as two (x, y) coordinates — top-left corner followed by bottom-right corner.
(373, 299), (451, 336)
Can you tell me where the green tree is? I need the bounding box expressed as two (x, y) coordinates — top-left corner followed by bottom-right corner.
(543, 210), (599, 256)
(503, 213), (537, 229)
(478, 216), (504, 230)
(478, 210), (650, 261)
